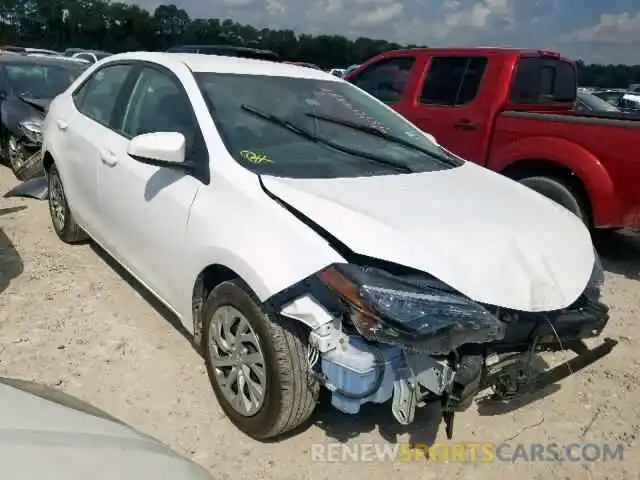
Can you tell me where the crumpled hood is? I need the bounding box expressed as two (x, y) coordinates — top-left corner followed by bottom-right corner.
(18, 95), (50, 114)
(262, 162), (595, 312)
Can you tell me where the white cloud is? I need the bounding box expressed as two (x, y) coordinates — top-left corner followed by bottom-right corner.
(443, 0), (514, 31)
(562, 11), (640, 44)
(122, 0), (640, 64)
(350, 2), (403, 28)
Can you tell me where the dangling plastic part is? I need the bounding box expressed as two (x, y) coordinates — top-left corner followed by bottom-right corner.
(391, 375), (417, 425)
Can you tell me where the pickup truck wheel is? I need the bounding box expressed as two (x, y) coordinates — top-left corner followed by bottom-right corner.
(518, 176), (588, 224)
(47, 164), (88, 243)
(202, 280), (319, 440)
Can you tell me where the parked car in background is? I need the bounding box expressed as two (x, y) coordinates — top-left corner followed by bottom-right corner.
(63, 48), (87, 57)
(345, 48), (640, 231)
(0, 376), (213, 479)
(575, 90), (621, 113)
(71, 50), (112, 64)
(0, 55), (88, 179)
(328, 68), (346, 77)
(41, 51), (610, 441)
(24, 48), (60, 56)
(344, 64), (360, 76)
(167, 45), (280, 62)
(0, 46), (27, 54)
(284, 61), (322, 70)
(618, 92), (640, 112)
(591, 88), (627, 108)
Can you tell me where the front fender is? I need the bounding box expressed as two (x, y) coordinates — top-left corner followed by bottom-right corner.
(488, 136), (621, 227)
(181, 175), (345, 324)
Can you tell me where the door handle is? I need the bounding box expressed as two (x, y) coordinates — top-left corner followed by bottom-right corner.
(56, 120), (68, 131)
(100, 150), (118, 167)
(453, 119), (478, 131)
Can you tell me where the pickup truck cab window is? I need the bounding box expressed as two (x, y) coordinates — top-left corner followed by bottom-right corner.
(350, 56), (415, 104)
(74, 64), (133, 126)
(510, 57), (576, 103)
(420, 56), (488, 106)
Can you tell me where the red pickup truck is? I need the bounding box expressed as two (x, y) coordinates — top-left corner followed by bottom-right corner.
(345, 48), (640, 230)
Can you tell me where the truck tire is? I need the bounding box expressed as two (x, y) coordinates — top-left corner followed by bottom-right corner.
(517, 175), (588, 224)
(202, 280), (319, 440)
(47, 164), (88, 243)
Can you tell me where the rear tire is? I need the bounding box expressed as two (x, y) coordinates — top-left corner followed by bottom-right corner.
(47, 164), (87, 244)
(202, 280), (319, 440)
(517, 175), (589, 224)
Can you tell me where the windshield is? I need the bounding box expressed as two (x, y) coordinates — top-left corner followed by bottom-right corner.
(578, 91), (620, 112)
(195, 73), (458, 179)
(5, 62), (86, 100)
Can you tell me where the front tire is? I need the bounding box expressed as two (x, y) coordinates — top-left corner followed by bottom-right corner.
(202, 280), (319, 440)
(47, 164), (87, 243)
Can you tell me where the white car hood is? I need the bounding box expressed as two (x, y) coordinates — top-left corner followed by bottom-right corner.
(262, 162), (595, 312)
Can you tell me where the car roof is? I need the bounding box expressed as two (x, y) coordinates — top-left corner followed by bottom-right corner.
(105, 51), (341, 81)
(0, 54), (88, 68)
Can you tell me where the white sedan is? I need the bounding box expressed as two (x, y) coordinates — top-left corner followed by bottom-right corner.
(41, 51), (609, 440)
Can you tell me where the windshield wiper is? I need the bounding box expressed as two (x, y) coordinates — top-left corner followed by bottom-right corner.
(306, 112), (462, 167)
(240, 104), (413, 173)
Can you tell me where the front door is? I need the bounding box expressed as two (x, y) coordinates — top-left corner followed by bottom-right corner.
(98, 64), (206, 307)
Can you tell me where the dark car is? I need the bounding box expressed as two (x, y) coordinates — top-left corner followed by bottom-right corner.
(0, 55), (88, 179)
(166, 44), (280, 62)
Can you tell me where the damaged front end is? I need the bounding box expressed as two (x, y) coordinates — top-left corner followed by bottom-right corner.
(5, 118), (45, 182)
(265, 255), (614, 438)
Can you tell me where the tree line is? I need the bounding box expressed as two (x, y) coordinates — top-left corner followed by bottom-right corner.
(1, 0), (639, 88)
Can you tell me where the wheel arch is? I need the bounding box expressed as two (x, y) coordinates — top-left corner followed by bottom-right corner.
(42, 150), (55, 173)
(191, 263), (241, 347)
(500, 158), (593, 225)
(488, 135), (622, 227)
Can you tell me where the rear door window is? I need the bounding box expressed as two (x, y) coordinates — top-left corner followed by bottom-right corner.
(349, 56), (416, 104)
(419, 56), (488, 106)
(73, 64), (133, 126)
(510, 57), (576, 103)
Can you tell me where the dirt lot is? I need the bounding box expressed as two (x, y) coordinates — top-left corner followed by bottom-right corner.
(1, 165), (639, 479)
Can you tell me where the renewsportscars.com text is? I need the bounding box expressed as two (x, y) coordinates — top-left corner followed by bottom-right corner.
(310, 442), (625, 463)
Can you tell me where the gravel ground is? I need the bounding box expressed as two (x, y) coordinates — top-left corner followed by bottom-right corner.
(1, 165), (639, 479)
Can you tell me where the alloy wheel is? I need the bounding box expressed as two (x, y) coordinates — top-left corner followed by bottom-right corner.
(48, 172), (66, 232)
(207, 305), (267, 416)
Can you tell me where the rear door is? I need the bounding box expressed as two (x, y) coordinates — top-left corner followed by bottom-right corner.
(98, 63), (206, 307)
(59, 62), (136, 239)
(409, 56), (490, 163)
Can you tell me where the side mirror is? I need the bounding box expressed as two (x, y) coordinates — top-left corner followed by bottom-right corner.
(127, 132), (188, 169)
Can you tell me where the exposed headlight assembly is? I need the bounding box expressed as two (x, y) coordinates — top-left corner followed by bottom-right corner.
(317, 264), (505, 355)
(19, 119), (43, 144)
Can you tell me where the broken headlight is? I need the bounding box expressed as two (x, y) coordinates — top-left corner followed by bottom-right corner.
(318, 264), (505, 354)
(19, 118), (43, 144)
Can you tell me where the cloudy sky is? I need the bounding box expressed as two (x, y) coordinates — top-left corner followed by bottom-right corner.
(130, 0), (640, 64)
